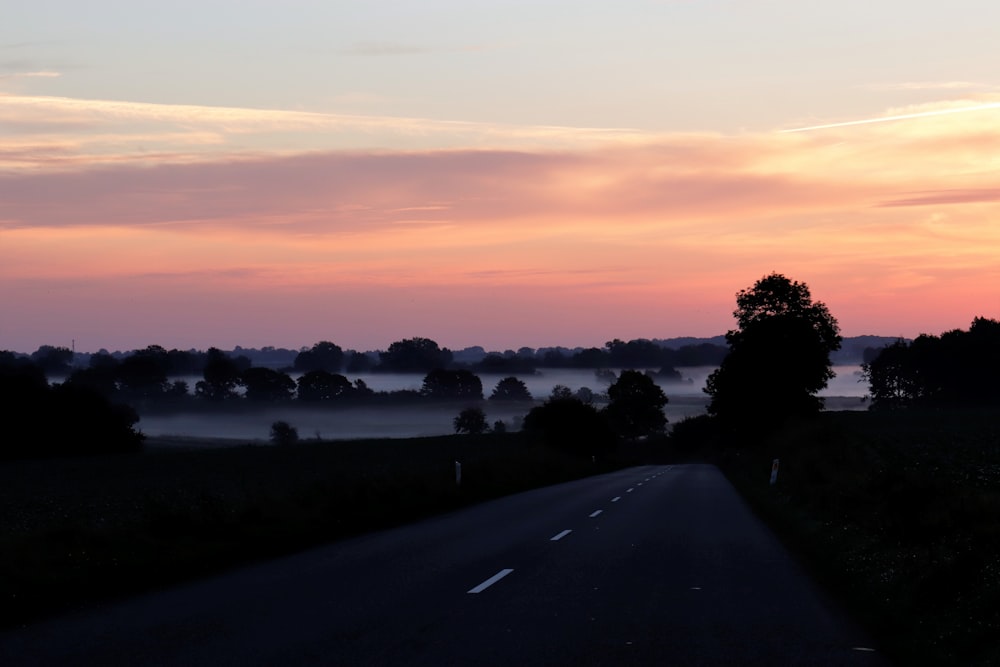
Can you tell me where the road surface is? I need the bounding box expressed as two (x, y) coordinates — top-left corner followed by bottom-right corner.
(0, 464), (887, 665)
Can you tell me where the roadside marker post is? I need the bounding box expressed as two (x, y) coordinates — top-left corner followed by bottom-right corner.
(770, 458), (779, 485)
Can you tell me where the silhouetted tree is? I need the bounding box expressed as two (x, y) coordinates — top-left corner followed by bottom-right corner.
(943, 317), (1000, 403)
(66, 355), (121, 399)
(346, 351), (374, 373)
(475, 353), (537, 374)
(862, 339), (918, 409)
(297, 370), (354, 402)
(863, 318), (1000, 409)
(603, 370), (668, 439)
(167, 380), (189, 397)
(294, 341), (344, 373)
(652, 366), (685, 383)
(489, 376), (533, 402)
(671, 342), (728, 366)
(421, 369), (483, 400)
(165, 348), (202, 375)
(352, 378), (374, 397)
(47, 383), (144, 454)
(606, 338), (668, 368)
(523, 397), (616, 456)
(0, 357), (49, 443)
(706, 273), (841, 424)
(89, 351), (120, 372)
(117, 347), (171, 399)
(242, 367), (295, 401)
(541, 350), (569, 367)
(0, 350), (24, 367)
(379, 337), (452, 373)
(195, 348), (242, 401)
(270, 420), (299, 445)
(1, 357), (142, 458)
(454, 407), (488, 435)
(30, 345), (74, 376)
(549, 384), (573, 400)
(572, 347), (608, 368)
(574, 386), (595, 404)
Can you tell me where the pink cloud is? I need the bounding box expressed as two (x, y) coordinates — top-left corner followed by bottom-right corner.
(3, 102), (1000, 351)
(0, 142), (874, 234)
(877, 189), (1000, 207)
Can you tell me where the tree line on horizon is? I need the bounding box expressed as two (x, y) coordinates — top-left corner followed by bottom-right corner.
(4, 272), (996, 460)
(863, 316), (1000, 410)
(0, 344), (672, 458)
(0, 337), (710, 409)
(1, 342), (676, 408)
(14, 336), (729, 379)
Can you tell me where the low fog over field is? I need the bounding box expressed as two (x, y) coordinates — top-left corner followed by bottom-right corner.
(139, 366), (867, 443)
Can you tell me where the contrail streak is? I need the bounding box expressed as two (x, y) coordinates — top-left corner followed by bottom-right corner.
(781, 102), (1000, 133)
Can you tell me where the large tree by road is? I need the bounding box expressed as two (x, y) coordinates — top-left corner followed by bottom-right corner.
(603, 370), (668, 439)
(705, 273), (841, 424)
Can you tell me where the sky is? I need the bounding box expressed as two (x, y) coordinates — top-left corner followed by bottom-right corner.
(3, 0), (1000, 353)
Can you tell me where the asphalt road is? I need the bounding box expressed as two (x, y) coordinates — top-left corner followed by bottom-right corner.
(0, 464), (887, 666)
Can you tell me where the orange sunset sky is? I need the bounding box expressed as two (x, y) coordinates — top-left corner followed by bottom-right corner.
(2, 1), (999, 352)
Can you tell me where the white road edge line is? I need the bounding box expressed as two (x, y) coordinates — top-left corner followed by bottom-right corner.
(626, 488), (634, 493)
(611, 496), (621, 502)
(589, 510), (603, 517)
(468, 568), (514, 594)
(550, 529), (573, 541)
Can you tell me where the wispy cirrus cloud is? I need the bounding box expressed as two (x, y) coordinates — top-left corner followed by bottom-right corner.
(0, 93), (654, 171)
(4, 93), (1000, 348)
(781, 98), (1000, 133)
(878, 189), (1000, 207)
(5, 93), (1000, 234)
(0, 70), (61, 80)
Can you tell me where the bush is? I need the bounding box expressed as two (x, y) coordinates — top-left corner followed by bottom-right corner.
(489, 377), (532, 401)
(454, 407), (488, 435)
(1, 358), (143, 459)
(269, 420), (299, 445)
(523, 398), (616, 456)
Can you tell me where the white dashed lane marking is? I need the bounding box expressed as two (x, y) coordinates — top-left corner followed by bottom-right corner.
(470, 467), (677, 596)
(468, 569), (514, 594)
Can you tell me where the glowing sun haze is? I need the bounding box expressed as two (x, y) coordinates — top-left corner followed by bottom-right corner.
(2, 1), (999, 352)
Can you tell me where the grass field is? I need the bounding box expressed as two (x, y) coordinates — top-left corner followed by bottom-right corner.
(0, 432), (641, 630)
(4, 409), (998, 666)
(681, 409), (1000, 667)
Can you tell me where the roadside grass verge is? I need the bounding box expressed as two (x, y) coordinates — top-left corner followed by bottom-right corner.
(673, 409), (1000, 667)
(0, 433), (635, 630)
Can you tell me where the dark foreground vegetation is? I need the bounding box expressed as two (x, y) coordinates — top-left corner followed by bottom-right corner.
(0, 431), (650, 631)
(673, 409), (1000, 667)
(679, 275), (999, 666)
(0, 356), (143, 459)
